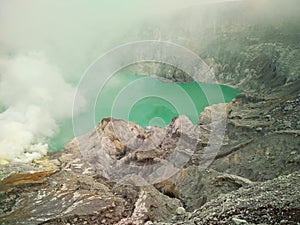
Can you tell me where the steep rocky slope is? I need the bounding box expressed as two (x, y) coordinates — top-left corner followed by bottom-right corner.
(0, 83), (298, 224)
(1, 1), (300, 224)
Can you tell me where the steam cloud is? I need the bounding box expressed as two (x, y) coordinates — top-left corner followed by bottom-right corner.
(0, 0), (206, 162)
(0, 53), (83, 162)
(0, 0), (298, 162)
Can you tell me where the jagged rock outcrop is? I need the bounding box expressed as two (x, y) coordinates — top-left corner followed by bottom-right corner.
(154, 172), (300, 225)
(1, 84), (298, 224)
(1, 1), (300, 224)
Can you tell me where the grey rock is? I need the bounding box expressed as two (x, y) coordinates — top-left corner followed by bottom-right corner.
(232, 218), (249, 224)
(1, 1), (300, 224)
(176, 207), (186, 215)
(185, 172), (300, 225)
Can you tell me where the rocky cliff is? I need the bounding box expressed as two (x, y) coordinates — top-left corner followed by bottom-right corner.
(1, 1), (300, 225)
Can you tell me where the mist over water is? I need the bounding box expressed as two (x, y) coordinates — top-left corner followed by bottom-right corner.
(94, 73), (240, 127)
(48, 73), (240, 151)
(0, 53), (82, 161)
(0, 0), (298, 161)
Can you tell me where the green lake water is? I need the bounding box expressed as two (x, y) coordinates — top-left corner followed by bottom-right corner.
(49, 73), (240, 150)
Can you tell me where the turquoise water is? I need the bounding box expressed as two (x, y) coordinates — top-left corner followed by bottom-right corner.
(49, 73), (240, 150)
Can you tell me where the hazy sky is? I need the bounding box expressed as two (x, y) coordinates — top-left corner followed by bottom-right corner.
(0, 0), (245, 79)
(0, 0), (299, 162)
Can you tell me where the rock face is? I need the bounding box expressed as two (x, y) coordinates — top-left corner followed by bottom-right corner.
(1, 1), (300, 224)
(0, 118), (187, 225)
(154, 172), (300, 225)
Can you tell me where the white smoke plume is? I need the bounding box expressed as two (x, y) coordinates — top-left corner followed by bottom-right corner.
(0, 0), (298, 163)
(0, 53), (82, 162)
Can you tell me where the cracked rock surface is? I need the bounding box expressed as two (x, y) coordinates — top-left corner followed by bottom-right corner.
(1, 1), (300, 224)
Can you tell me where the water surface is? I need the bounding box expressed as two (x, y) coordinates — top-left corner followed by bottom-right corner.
(49, 73), (240, 150)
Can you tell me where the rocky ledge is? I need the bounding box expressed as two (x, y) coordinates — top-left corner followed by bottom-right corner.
(0, 86), (299, 224)
(1, 1), (300, 224)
